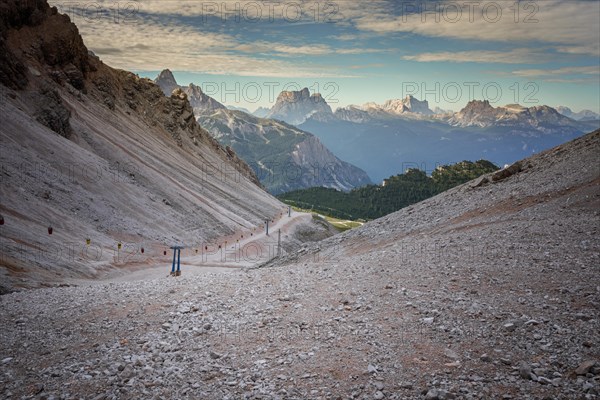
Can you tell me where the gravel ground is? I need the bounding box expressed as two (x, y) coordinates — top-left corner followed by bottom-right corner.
(1, 132), (599, 399)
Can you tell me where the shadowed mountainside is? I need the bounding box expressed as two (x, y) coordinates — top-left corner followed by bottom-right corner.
(0, 0), (296, 291)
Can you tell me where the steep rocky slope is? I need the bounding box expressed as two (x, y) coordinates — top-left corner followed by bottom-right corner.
(0, 0), (287, 291)
(1, 122), (597, 398)
(197, 108), (372, 194)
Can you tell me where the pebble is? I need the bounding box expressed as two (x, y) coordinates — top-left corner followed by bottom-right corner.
(575, 360), (596, 375)
(503, 322), (516, 332)
(519, 362), (533, 380)
(444, 348), (459, 360)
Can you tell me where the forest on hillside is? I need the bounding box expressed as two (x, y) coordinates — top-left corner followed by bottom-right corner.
(278, 160), (499, 220)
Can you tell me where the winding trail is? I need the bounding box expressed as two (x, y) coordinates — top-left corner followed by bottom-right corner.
(98, 210), (313, 283)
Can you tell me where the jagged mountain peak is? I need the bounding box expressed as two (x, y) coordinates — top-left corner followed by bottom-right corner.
(153, 71), (226, 113)
(556, 106), (600, 121)
(154, 68), (179, 96)
(275, 87), (325, 103)
(460, 99), (494, 112)
(382, 95), (434, 115)
(449, 100), (579, 129)
(185, 82), (202, 94)
(331, 96), (434, 123)
(253, 106), (271, 118)
(267, 87), (333, 125)
(156, 68), (175, 80)
(311, 92), (324, 100)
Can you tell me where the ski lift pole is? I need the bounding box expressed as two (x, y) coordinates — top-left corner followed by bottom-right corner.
(278, 229), (281, 256)
(170, 246), (184, 276)
(171, 248), (177, 275)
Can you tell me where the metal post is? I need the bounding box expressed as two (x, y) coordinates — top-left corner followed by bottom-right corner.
(171, 248), (176, 275)
(277, 229), (281, 256)
(176, 248), (181, 276)
(265, 220), (269, 236)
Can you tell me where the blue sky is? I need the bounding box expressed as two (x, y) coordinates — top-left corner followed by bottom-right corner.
(52, 0), (599, 112)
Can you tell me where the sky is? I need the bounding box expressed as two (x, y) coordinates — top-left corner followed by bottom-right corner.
(51, 0), (600, 113)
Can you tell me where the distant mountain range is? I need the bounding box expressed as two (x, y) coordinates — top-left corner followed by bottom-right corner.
(444, 100), (584, 131)
(252, 107), (271, 118)
(333, 96), (437, 123)
(555, 106), (600, 121)
(227, 105), (251, 114)
(154, 76), (599, 187)
(263, 93), (438, 125)
(154, 71), (372, 194)
(253, 86), (598, 131)
(289, 89), (599, 182)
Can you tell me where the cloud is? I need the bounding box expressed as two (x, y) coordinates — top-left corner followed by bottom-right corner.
(336, 48), (383, 55)
(85, 0), (369, 23)
(330, 33), (360, 41)
(48, 1), (381, 76)
(556, 45), (600, 57)
(234, 41), (384, 56)
(512, 66), (600, 78)
(403, 49), (548, 64)
(349, 0), (600, 57)
(48, 0), (599, 83)
(347, 63), (386, 70)
(544, 78), (599, 84)
(52, 8), (357, 77)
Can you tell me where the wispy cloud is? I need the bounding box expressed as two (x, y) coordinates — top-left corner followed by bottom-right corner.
(56, 12), (358, 77)
(555, 45), (600, 57)
(403, 49), (548, 64)
(545, 78), (599, 84)
(330, 33), (361, 41)
(234, 41), (384, 56)
(349, 0), (600, 57)
(512, 66), (600, 78)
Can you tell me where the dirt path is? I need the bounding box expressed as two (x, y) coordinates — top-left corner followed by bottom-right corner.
(97, 210), (313, 282)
